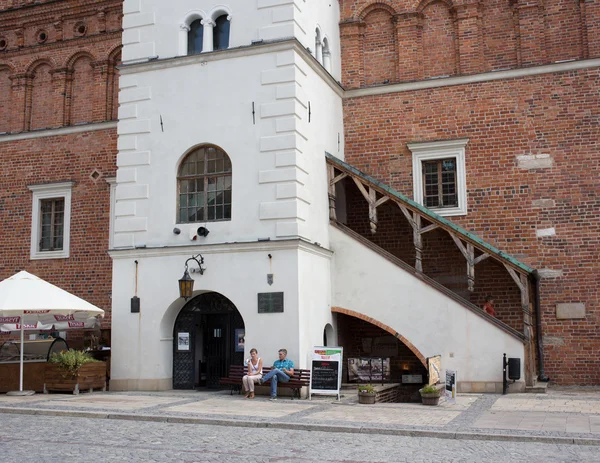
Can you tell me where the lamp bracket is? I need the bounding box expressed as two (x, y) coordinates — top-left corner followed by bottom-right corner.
(184, 254), (205, 275)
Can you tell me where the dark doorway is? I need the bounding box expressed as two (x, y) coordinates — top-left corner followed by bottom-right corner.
(173, 292), (244, 389)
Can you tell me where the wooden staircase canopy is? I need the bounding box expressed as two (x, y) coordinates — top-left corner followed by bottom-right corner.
(326, 152), (534, 276)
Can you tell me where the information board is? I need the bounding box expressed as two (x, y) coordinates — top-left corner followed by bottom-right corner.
(309, 347), (343, 400)
(445, 369), (457, 404)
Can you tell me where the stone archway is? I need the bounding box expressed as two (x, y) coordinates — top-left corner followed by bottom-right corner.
(173, 292), (244, 389)
(332, 306), (427, 367)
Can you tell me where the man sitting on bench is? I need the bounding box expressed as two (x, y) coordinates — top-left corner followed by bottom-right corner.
(260, 348), (294, 400)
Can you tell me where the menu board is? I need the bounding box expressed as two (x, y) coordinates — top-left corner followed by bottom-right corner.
(309, 347), (343, 400)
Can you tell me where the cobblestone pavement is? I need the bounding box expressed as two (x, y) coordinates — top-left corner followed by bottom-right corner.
(0, 387), (599, 443)
(1, 413), (599, 463)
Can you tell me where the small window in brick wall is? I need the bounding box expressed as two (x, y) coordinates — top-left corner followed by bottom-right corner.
(39, 198), (65, 251)
(408, 139), (468, 217)
(422, 158), (458, 209)
(28, 182), (73, 260)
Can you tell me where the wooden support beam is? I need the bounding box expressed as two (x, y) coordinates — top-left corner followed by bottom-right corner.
(467, 243), (475, 292)
(368, 187), (377, 234)
(352, 177), (379, 234)
(413, 214), (423, 272)
(330, 172), (347, 186)
(419, 224), (439, 234)
(328, 164), (337, 221)
(398, 204), (417, 229)
(375, 196), (389, 208)
(473, 253), (490, 265)
(448, 232), (469, 260)
(352, 177), (370, 202)
(504, 264), (525, 292)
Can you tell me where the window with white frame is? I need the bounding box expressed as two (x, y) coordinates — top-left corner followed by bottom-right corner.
(28, 182), (73, 259)
(408, 139), (468, 217)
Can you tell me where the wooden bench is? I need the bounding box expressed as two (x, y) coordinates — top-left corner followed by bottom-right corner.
(219, 365), (311, 399)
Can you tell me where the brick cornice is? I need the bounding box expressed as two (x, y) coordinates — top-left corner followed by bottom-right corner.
(0, 30), (121, 63)
(0, 0), (121, 20)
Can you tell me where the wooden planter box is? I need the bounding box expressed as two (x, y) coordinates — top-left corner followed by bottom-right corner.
(358, 391), (376, 404)
(44, 362), (107, 395)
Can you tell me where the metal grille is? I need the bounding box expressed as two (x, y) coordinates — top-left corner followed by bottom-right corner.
(172, 292), (245, 390)
(172, 311), (196, 389)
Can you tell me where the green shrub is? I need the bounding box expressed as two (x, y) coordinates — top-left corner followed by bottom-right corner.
(49, 350), (99, 377)
(420, 384), (440, 395)
(358, 384), (376, 394)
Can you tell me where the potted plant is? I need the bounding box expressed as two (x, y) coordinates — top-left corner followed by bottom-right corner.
(44, 350), (106, 394)
(419, 384), (441, 406)
(358, 384), (376, 404)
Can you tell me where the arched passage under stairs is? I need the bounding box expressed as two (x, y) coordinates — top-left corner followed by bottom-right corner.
(333, 307), (428, 402)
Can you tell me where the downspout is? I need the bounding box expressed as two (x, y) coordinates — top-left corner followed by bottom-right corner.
(532, 270), (549, 382)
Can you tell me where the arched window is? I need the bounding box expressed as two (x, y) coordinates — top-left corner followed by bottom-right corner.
(188, 19), (204, 55)
(178, 145), (232, 223)
(213, 15), (230, 50)
(322, 37), (331, 72)
(315, 28), (323, 64)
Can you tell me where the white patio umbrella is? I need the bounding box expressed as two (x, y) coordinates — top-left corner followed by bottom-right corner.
(0, 271), (104, 395)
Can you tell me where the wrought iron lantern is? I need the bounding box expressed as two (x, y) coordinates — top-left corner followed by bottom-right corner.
(178, 254), (205, 300)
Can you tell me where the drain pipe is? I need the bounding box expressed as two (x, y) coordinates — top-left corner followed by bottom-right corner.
(532, 270), (550, 382)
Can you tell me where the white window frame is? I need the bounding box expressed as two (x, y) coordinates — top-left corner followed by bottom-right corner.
(408, 139), (469, 217)
(28, 182), (74, 260)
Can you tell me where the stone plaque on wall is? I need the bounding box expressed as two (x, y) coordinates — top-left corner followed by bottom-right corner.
(556, 303), (585, 319)
(258, 292), (284, 313)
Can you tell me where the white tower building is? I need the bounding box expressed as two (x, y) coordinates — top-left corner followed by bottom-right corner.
(110, 0), (527, 393)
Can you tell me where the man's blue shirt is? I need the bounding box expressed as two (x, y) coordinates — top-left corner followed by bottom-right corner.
(273, 358), (294, 371)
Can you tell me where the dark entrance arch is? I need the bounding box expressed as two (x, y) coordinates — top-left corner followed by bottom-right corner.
(173, 292), (244, 389)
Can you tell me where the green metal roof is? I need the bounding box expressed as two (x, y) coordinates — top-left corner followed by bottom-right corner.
(326, 152), (534, 274)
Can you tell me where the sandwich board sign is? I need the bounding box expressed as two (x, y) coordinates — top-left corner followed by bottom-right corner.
(445, 369), (457, 404)
(309, 347), (343, 400)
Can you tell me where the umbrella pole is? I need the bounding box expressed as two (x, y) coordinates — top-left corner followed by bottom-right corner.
(19, 313), (24, 392)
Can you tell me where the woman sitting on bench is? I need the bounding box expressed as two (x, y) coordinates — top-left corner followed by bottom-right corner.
(242, 348), (263, 399)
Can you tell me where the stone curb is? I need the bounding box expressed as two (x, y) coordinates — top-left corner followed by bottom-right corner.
(1, 407), (600, 446)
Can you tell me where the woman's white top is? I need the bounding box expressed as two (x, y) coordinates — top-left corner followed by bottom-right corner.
(248, 357), (262, 375)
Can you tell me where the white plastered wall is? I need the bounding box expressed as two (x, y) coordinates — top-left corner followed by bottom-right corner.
(110, 243), (302, 390)
(122, 0), (342, 81)
(330, 225), (525, 384)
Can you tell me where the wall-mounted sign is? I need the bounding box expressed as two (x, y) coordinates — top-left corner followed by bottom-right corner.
(177, 332), (190, 352)
(402, 374), (423, 384)
(257, 292), (284, 313)
(310, 347), (343, 400)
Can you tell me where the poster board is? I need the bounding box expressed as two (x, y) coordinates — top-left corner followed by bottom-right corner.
(445, 369), (457, 404)
(309, 347), (343, 400)
(347, 358), (390, 382)
(427, 355), (441, 386)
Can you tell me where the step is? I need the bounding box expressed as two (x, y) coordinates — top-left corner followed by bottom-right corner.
(525, 381), (548, 394)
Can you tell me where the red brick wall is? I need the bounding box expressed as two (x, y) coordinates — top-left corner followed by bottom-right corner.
(342, 67), (600, 385)
(0, 67), (10, 132)
(0, 129), (118, 327)
(0, 0), (122, 340)
(339, 0), (599, 88)
(422, 1), (456, 79)
(363, 8), (396, 86)
(0, 0), (122, 134)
